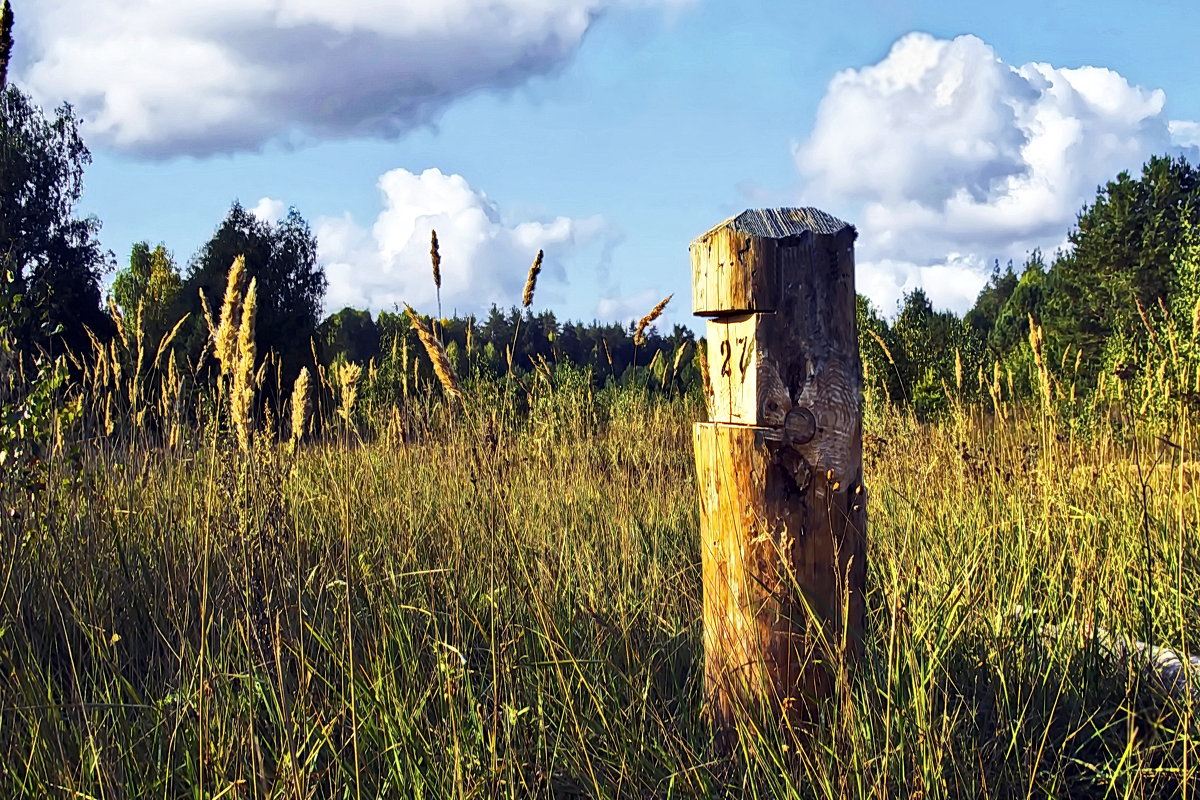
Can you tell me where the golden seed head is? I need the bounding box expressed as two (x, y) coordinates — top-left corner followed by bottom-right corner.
(522, 249), (543, 308)
(671, 341), (690, 376)
(290, 366), (311, 445)
(634, 294), (672, 346)
(337, 361), (362, 423)
(866, 328), (895, 366)
(231, 276), (257, 453)
(404, 303), (465, 404)
(215, 255), (247, 377)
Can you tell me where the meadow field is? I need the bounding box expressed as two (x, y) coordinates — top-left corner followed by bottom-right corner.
(3, 306), (1200, 799)
(3, 1), (1200, 796)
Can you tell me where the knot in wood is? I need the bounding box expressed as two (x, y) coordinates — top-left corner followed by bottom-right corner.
(783, 407), (816, 445)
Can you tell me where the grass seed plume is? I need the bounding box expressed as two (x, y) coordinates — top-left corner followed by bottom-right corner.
(231, 276), (257, 452)
(522, 249), (544, 308)
(404, 302), (464, 404)
(634, 294), (672, 346)
(215, 255), (248, 376)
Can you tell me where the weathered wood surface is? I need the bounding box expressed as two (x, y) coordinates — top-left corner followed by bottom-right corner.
(691, 207), (865, 736)
(691, 207), (852, 317)
(691, 226), (779, 315)
(695, 423), (866, 728)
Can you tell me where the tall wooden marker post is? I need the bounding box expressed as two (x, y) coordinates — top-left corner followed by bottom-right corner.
(691, 208), (866, 738)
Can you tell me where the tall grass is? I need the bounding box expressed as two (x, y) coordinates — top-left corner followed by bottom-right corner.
(3, 272), (1200, 798)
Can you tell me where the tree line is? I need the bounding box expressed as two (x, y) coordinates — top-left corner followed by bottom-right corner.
(3, 0), (1200, 427)
(857, 154), (1200, 419)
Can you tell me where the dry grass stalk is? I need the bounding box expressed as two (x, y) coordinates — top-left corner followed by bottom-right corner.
(215, 256), (248, 377)
(337, 362), (362, 425)
(84, 326), (108, 391)
(110, 340), (122, 387)
(199, 291), (216, 340)
(107, 296), (128, 349)
(634, 294), (672, 346)
(231, 277), (257, 453)
(699, 345), (713, 417)
(866, 328), (895, 366)
(401, 335), (410, 401)
(131, 302), (147, 423)
(164, 354), (182, 447)
(404, 303), (464, 404)
(522, 250), (544, 308)
(671, 341), (690, 382)
(290, 367), (311, 447)
(154, 313), (190, 368)
(254, 359), (270, 392)
(430, 230), (443, 318)
(430, 230), (442, 291)
(648, 349), (662, 377)
(1029, 315), (1051, 409)
(532, 353), (553, 388)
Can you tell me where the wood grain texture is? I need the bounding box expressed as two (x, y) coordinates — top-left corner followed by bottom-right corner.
(691, 226), (778, 315)
(695, 423), (866, 733)
(691, 207), (852, 317)
(691, 209), (864, 740)
(702, 229), (860, 478)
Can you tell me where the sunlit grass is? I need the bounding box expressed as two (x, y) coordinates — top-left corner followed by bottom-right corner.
(2, 368), (1200, 797)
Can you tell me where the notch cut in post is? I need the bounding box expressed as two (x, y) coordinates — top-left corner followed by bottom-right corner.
(690, 207), (866, 739)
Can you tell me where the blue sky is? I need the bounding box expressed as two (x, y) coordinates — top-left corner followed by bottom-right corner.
(14, 0), (1200, 330)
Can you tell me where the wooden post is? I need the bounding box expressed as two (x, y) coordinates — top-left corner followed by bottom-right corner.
(691, 208), (866, 738)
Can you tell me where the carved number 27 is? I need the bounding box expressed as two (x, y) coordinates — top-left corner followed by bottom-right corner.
(719, 338), (750, 382)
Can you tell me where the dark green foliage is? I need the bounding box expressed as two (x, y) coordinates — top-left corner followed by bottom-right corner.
(181, 202), (326, 390)
(339, 303), (695, 412)
(1043, 155), (1200, 366)
(319, 306), (380, 365)
(0, 268), (76, 513)
(991, 251), (1047, 358)
(0, 85), (112, 360)
(0, 1), (13, 91)
(964, 260), (1019, 354)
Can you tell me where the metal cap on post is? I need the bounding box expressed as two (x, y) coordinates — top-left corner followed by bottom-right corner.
(691, 207), (866, 741)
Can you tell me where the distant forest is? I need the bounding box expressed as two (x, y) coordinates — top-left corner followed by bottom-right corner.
(101, 154), (1200, 422)
(4, 11), (1200, 423)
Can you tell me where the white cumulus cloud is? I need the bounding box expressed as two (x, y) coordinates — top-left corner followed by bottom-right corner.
(16, 0), (680, 157)
(1172, 121), (1200, 149)
(249, 197), (287, 225)
(317, 168), (608, 316)
(793, 32), (1200, 315)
